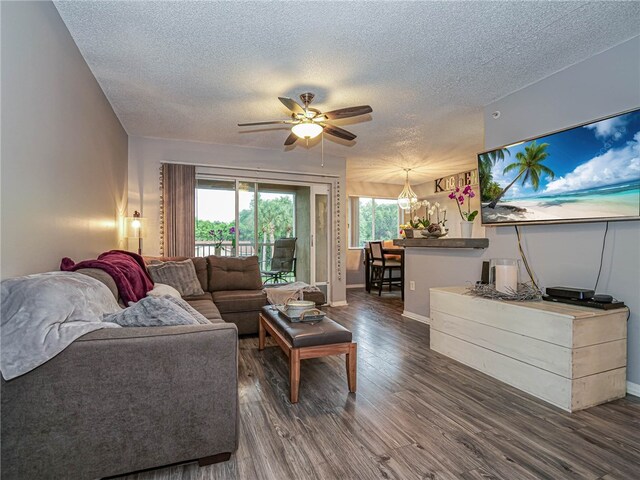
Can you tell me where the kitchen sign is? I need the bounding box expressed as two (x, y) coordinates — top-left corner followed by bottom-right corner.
(434, 169), (478, 193)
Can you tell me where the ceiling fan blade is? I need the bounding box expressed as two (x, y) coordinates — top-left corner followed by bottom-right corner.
(237, 120), (292, 126)
(323, 105), (372, 120)
(284, 132), (298, 146)
(278, 97), (305, 115)
(321, 124), (357, 141)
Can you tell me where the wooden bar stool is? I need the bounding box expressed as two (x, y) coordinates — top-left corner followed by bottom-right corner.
(369, 241), (403, 299)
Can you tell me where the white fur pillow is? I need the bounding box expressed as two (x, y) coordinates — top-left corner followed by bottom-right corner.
(147, 283), (181, 299)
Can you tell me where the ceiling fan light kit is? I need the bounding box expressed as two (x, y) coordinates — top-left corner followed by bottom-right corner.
(292, 121), (323, 139)
(238, 92), (372, 146)
(398, 168), (418, 211)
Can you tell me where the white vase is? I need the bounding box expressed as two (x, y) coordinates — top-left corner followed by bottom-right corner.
(460, 220), (473, 238)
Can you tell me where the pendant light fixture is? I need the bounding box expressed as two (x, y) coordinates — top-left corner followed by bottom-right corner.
(397, 168), (418, 211)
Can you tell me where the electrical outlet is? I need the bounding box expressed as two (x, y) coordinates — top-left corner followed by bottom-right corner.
(409, 281), (416, 291)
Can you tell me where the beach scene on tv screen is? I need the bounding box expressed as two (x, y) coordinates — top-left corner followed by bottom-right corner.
(479, 109), (640, 223)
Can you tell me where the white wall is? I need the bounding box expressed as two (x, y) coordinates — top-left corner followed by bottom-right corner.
(1, 1), (128, 279)
(128, 136), (348, 303)
(403, 37), (640, 385)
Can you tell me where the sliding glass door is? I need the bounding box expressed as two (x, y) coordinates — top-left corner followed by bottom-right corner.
(196, 177), (331, 296)
(196, 179), (298, 282)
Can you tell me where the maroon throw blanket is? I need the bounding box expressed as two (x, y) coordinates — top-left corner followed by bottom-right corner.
(60, 250), (154, 305)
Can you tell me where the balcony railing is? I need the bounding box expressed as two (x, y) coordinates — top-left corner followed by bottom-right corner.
(194, 241), (295, 283)
(195, 241), (254, 258)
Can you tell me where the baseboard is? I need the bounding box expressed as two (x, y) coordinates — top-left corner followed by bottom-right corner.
(331, 300), (349, 307)
(346, 284), (366, 289)
(627, 381), (640, 397)
(402, 310), (430, 325)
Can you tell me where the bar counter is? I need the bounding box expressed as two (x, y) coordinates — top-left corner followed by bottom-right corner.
(393, 238), (489, 249)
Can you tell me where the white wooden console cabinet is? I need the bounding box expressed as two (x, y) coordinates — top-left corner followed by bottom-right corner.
(430, 287), (628, 412)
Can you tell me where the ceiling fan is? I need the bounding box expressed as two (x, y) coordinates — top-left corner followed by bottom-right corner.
(238, 92), (372, 145)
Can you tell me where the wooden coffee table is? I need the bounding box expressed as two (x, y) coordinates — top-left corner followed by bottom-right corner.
(259, 306), (357, 403)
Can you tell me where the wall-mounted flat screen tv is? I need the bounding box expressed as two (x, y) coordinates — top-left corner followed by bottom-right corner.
(478, 108), (640, 226)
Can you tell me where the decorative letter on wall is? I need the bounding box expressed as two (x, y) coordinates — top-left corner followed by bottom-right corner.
(434, 169), (478, 194)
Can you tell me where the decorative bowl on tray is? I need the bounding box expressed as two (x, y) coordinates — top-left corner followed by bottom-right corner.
(276, 305), (326, 323)
(276, 299), (326, 323)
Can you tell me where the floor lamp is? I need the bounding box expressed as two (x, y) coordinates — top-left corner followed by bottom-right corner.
(125, 210), (146, 255)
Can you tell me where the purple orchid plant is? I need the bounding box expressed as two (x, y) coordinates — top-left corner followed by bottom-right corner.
(449, 185), (478, 222)
(209, 226), (236, 249)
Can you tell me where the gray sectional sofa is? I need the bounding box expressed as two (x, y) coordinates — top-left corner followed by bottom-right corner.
(1, 254), (324, 479)
(1, 322), (238, 479)
(151, 255), (325, 335)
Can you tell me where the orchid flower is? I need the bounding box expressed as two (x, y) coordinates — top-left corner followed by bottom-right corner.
(450, 185), (478, 222)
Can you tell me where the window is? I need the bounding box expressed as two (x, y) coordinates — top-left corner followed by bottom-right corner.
(349, 197), (401, 248)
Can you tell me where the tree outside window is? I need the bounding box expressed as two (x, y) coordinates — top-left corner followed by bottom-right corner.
(350, 197), (400, 248)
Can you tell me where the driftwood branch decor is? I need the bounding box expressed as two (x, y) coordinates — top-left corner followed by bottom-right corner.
(466, 283), (543, 301)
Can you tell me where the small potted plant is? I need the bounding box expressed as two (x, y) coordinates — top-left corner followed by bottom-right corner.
(209, 228), (225, 255)
(401, 215), (429, 238)
(209, 226), (236, 255)
(449, 185), (478, 238)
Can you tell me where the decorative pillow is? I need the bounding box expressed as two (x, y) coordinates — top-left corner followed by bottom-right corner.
(103, 296), (206, 327)
(147, 282), (181, 299)
(146, 259), (204, 297)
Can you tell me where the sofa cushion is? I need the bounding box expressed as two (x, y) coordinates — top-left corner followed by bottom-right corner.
(219, 311), (259, 335)
(212, 289), (267, 314)
(190, 257), (208, 292)
(207, 256), (262, 292)
(76, 268), (119, 301)
(147, 259), (205, 297)
(145, 256), (208, 292)
(301, 290), (326, 306)
(185, 298), (224, 323)
(182, 293), (214, 302)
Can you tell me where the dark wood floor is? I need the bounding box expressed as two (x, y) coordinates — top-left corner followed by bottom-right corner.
(118, 289), (640, 480)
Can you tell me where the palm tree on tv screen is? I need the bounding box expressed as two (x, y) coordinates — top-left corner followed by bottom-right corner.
(479, 147), (510, 201)
(488, 141), (555, 208)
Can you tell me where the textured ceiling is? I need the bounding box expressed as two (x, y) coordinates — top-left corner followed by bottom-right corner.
(54, 1), (640, 185)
